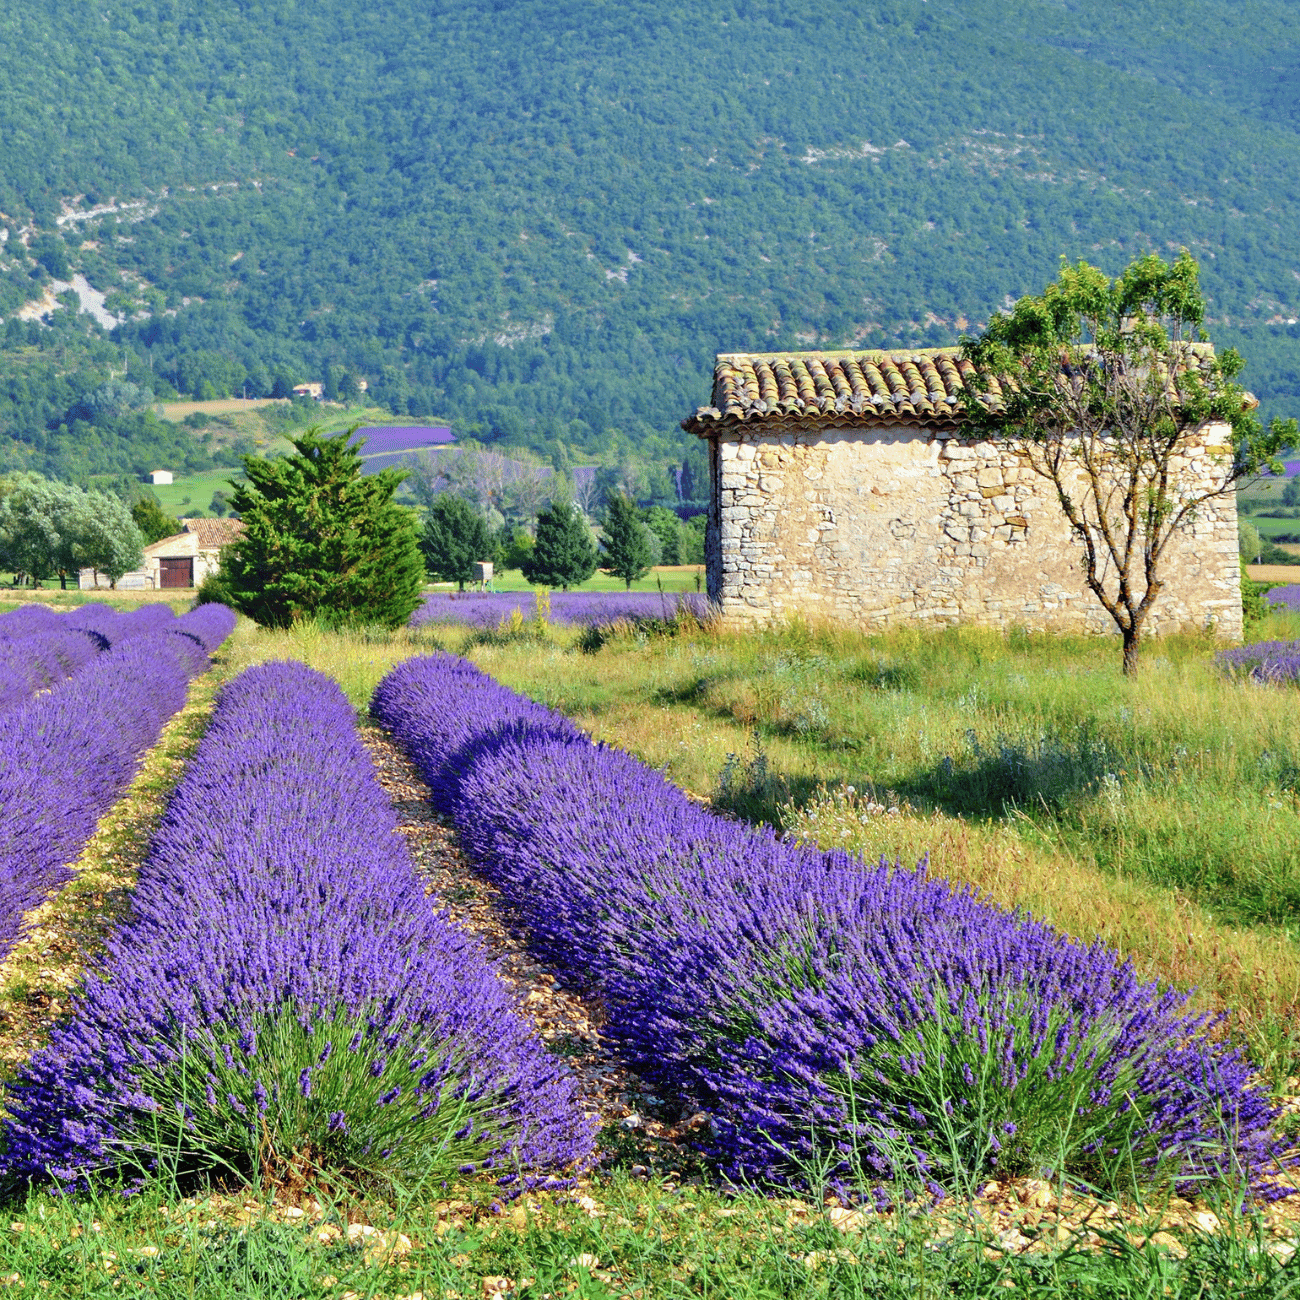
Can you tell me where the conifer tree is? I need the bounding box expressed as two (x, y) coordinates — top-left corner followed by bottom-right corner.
(521, 501), (597, 591)
(421, 494), (492, 590)
(600, 493), (652, 589)
(224, 427), (424, 628)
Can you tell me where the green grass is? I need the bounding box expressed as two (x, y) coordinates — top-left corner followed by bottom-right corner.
(1245, 513), (1300, 544)
(148, 468), (241, 518)
(0, 1167), (1293, 1299)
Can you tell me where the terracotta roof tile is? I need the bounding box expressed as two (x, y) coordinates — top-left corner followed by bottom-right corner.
(683, 348), (978, 434)
(181, 517), (245, 549)
(683, 344), (1227, 435)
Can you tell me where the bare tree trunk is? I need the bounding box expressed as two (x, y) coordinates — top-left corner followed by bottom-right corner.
(1122, 628), (1141, 678)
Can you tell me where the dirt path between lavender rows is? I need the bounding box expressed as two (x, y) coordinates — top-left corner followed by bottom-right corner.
(357, 726), (707, 1165)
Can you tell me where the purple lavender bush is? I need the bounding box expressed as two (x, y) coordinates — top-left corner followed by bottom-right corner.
(1, 662), (591, 1191)
(0, 632), (219, 969)
(412, 590), (708, 631)
(1266, 584), (1300, 614)
(0, 628), (104, 712)
(1216, 639), (1300, 686)
(373, 654), (1288, 1201)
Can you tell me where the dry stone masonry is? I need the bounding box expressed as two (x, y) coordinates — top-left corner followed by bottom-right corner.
(684, 350), (1242, 639)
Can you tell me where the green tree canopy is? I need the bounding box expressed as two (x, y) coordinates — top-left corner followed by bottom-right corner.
(644, 505), (681, 566)
(521, 501), (597, 591)
(1238, 519), (1263, 565)
(73, 490), (144, 586)
(961, 251), (1296, 676)
(421, 494), (492, 591)
(600, 493), (653, 589)
(131, 495), (180, 545)
(224, 427), (424, 628)
(0, 476), (143, 587)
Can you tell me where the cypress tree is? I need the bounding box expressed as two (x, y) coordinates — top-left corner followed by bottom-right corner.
(521, 501), (597, 591)
(421, 494), (492, 591)
(224, 426), (425, 628)
(600, 494), (653, 589)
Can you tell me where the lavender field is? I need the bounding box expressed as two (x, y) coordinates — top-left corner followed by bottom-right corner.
(348, 425), (455, 455)
(2, 661), (589, 1190)
(0, 602), (235, 968)
(374, 653), (1289, 1202)
(412, 589), (709, 629)
(0, 608), (1296, 1293)
(1268, 583), (1300, 612)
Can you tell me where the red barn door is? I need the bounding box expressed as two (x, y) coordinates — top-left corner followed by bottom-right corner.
(159, 557), (194, 588)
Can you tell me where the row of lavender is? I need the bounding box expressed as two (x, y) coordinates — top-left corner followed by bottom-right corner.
(373, 654), (1287, 1200)
(2, 662), (591, 1188)
(0, 603), (237, 967)
(412, 590), (708, 630)
(0, 602), (204, 713)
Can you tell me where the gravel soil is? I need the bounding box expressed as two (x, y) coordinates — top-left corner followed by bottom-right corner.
(359, 726), (704, 1166)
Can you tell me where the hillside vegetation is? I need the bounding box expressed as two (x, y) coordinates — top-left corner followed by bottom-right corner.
(3, 0), (1300, 475)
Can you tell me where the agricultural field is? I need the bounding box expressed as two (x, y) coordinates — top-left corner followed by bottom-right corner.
(2, 600), (1300, 1295)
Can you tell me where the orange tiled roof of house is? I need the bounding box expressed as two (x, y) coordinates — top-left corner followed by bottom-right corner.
(683, 348), (987, 434)
(181, 517), (245, 549)
(682, 343), (1226, 435)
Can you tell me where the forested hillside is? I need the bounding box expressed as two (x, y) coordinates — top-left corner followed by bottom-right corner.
(3, 0), (1300, 476)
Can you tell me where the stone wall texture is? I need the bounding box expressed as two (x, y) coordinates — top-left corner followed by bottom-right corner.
(704, 422), (1242, 639)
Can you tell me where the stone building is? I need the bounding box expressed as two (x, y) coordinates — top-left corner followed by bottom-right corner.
(80, 517), (244, 590)
(682, 348), (1242, 638)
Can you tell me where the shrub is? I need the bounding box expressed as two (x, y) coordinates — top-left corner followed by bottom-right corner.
(421, 495), (492, 590)
(1217, 639), (1300, 686)
(520, 502), (597, 591)
(373, 654), (1289, 1202)
(224, 427), (425, 629)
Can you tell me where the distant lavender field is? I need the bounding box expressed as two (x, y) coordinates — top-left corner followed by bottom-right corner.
(1268, 584), (1300, 613)
(1262, 458), (1300, 478)
(412, 591), (709, 629)
(1218, 638), (1300, 685)
(349, 426), (454, 455)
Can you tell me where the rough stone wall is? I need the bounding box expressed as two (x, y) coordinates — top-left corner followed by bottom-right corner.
(705, 421), (1242, 639)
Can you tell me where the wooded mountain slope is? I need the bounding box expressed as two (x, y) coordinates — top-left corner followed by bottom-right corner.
(2, 0), (1300, 473)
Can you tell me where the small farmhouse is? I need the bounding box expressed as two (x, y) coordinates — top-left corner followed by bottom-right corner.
(683, 348), (1242, 638)
(80, 517), (244, 590)
(148, 469), (174, 486)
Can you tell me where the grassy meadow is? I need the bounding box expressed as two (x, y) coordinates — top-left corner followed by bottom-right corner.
(4, 601), (1300, 1294)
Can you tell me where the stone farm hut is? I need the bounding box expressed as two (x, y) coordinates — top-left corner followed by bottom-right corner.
(683, 348), (1242, 639)
(80, 517), (244, 591)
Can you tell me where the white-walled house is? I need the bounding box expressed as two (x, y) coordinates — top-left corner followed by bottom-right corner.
(80, 518), (244, 590)
(149, 469), (174, 486)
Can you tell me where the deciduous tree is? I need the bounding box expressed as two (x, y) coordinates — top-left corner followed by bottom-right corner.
(72, 491), (145, 587)
(961, 252), (1294, 677)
